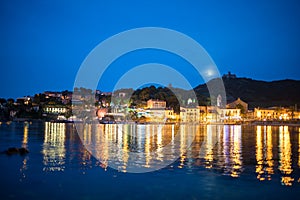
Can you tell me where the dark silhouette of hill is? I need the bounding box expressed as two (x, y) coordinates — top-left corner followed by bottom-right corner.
(194, 77), (300, 109)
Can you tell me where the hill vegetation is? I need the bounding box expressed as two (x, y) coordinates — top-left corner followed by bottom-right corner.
(194, 77), (300, 109)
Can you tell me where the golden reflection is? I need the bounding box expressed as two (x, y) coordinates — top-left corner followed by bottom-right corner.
(122, 125), (129, 172)
(231, 125), (242, 178)
(144, 125), (151, 168)
(171, 125), (175, 159)
(221, 125), (243, 177)
(99, 124), (109, 170)
(20, 123), (29, 182)
(81, 124), (93, 169)
(83, 124), (92, 145)
(223, 125), (230, 175)
(266, 126), (274, 180)
(204, 125), (214, 169)
(95, 124), (106, 170)
(156, 125), (163, 161)
(22, 123), (28, 148)
(256, 126), (264, 181)
(68, 123), (298, 184)
(186, 125), (196, 168)
(279, 126), (294, 186)
(179, 125), (187, 168)
(255, 126), (274, 181)
(35, 123), (300, 185)
(42, 122), (66, 172)
(299, 127), (300, 168)
(90, 124), (184, 172)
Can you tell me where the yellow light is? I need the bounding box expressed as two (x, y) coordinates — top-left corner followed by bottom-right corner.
(22, 124), (28, 148)
(42, 122), (66, 172)
(144, 126), (151, 168)
(279, 126), (294, 186)
(204, 125), (214, 169)
(299, 129), (300, 168)
(256, 126), (264, 181)
(231, 125), (242, 177)
(266, 126), (274, 179)
(179, 125), (187, 168)
(257, 111), (261, 118)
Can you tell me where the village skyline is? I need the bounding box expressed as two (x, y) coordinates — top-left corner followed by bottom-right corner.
(1, 72), (299, 124)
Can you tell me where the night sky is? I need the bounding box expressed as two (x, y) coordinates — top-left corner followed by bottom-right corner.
(1, 0), (300, 98)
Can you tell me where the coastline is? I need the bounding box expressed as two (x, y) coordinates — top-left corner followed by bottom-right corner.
(1, 118), (300, 127)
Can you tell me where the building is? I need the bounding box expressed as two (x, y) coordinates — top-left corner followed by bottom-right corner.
(205, 106), (220, 123)
(198, 106), (207, 122)
(222, 71), (237, 79)
(131, 100), (177, 122)
(16, 97), (32, 105)
(147, 99), (166, 109)
(180, 106), (224, 123)
(226, 98), (248, 113)
(145, 109), (166, 122)
(180, 107), (200, 123)
(43, 106), (67, 114)
(44, 91), (62, 98)
(165, 108), (177, 121)
(294, 111), (300, 120)
(254, 107), (292, 120)
(220, 108), (241, 121)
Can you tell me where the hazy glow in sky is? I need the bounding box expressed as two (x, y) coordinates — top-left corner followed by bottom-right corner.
(0, 0), (300, 98)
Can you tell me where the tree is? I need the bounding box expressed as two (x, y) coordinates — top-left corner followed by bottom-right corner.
(140, 88), (150, 101)
(0, 98), (7, 105)
(7, 98), (14, 104)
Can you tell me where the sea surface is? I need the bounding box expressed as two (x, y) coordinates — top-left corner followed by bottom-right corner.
(0, 122), (300, 199)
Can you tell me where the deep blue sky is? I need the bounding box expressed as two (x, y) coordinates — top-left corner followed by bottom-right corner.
(1, 0), (300, 98)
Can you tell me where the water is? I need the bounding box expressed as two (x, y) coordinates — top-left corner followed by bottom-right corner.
(0, 122), (299, 199)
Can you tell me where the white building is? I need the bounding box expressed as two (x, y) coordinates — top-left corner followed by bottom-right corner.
(180, 107), (200, 123)
(220, 108), (241, 121)
(44, 106), (67, 114)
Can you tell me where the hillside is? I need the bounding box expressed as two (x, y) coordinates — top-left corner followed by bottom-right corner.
(194, 77), (300, 109)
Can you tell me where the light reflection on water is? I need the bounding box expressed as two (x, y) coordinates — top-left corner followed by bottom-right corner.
(11, 122), (300, 186)
(256, 126), (274, 181)
(19, 123), (29, 181)
(42, 122), (66, 172)
(278, 126), (294, 186)
(299, 127), (300, 169)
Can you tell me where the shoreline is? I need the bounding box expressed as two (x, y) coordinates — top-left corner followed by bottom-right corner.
(1, 119), (300, 126)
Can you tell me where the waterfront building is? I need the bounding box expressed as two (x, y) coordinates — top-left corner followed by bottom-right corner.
(226, 97), (248, 113)
(180, 107), (200, 123)
(294, 111), (300, 119)
(205, 106), (220, 123)
(145, 109), (166, 122)
(254, 107), (293, 120)
(147, 99), (166, 109)
(164, 108), (177, 121)
(198, 106), (207, 122)
(220, 108), (241, 121)
(43, 105), (67, 114)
